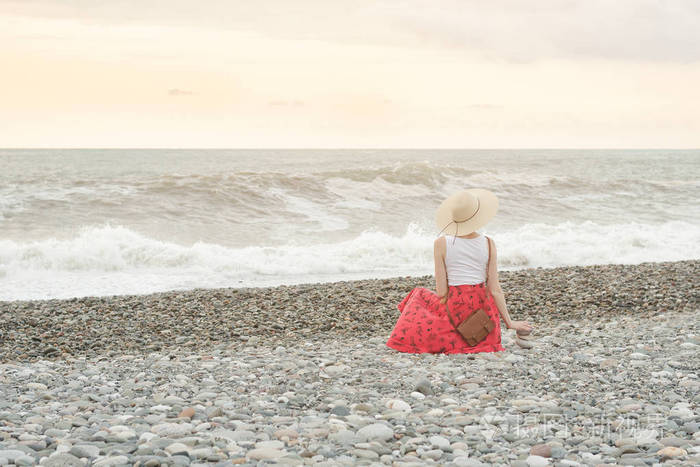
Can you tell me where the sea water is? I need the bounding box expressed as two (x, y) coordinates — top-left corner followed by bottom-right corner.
(1, 148), (698, 300)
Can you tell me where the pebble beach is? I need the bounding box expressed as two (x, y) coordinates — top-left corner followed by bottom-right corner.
(1, 260), (699, 466)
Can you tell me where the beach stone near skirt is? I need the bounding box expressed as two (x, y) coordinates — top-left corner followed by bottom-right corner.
(330, 405), (350, 416)
(599, 358), (618, 368)
(139, 432), (158, 443)
(525, 454), (550, 466)
(70, 444), (100, 459)
(26, 382), (48, 391)
(421, 448), (443, 460)
(549, 446), (567, 459)
(504, 353), (525, 362)
(579, 452), (603, 464)
(141, 458), (166, 467)
(321, 364), (349, 377)
(352, 403), (374, 414)
(44, 429), (68, 438)
(633, 429), (659, 442)
(414, 378), (434, 396)
(255, 440), (284, 450)
(274, 428), (299, 440)
(385, 399), (411, 412)
(150, 423), (192, 437)
(669, 403), (694, 419)
(614, 458), (646, 466)
(164, 442), (190, 456)
(452, 456), (488, 467)
(42, 453), (87, 467)
(108, 426), (137, 441)
(93, 455), (130, 466)
(356, 423), (393, 442)
(657, 446), (687, 458)
(351, 448), (379, 459)
(0, 450), (26, 464)
(615, 437), (638, 448)
(213, 429), (255, 443)
(451, 442), (468, 452)
(629, 352), (650, 360)
(177, 407), (195, 419)
(660, 437), (689, 447)
(514, 337), (534, 349)
(246, 447), (286, 460)
(328, 429), (357, 445)
(529, 444), (552, 457)
(169, 454), (190, 465)
(317, 446), (337, 458)
(13, 456), (35, 467)
(683, 422), (699, 434)
(429, 435), (451, 451)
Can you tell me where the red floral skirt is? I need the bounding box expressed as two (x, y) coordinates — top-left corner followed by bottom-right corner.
(386, 283), (505, 354)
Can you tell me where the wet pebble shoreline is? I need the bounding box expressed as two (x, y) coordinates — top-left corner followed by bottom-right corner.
(1, 260), (699, 466)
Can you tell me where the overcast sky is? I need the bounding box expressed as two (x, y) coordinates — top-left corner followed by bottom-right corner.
(1, 0), (699, 148)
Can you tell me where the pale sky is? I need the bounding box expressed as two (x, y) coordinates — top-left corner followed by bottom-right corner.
(1, 0), (699, 148)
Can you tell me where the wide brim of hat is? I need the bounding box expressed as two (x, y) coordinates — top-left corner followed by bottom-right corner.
(435, 188), (499, 236)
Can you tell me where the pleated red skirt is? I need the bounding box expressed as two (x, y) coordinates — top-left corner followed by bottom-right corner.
(386, 283), (505, 354)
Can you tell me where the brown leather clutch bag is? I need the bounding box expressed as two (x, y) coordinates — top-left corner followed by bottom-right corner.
(453, 307), (496, 346)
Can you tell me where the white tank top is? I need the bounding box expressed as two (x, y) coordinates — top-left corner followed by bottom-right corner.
(444, 234), (489, 286)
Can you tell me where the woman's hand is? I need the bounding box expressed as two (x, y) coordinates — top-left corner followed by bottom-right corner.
(509, 320), (533, 332)
(438, 293), (448, 305)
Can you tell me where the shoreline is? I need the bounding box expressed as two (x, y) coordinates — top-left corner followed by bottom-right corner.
(1, 258), (697, 304)
(1, 259), (697, 363)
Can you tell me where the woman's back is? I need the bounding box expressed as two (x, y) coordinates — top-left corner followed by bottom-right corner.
(444, 234), (488, 285)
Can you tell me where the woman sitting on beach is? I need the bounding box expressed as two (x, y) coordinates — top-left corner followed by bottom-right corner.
(386, 189), (533, 354)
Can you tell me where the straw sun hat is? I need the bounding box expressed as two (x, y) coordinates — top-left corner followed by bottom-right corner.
(435, 188), (499, 236)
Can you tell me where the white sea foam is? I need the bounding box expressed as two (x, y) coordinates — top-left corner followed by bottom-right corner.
(1, 221), (698, 301)
(495, 220), (700, 268)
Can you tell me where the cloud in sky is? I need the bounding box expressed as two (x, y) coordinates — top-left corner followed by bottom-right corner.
(2, 0), (699, 63)
(268, 100), (304, 107)
(463, 104), (503, 110)
(168, 88), (194, 96)
(390, 0), (700, 63)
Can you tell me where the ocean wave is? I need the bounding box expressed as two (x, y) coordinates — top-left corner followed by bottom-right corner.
(2, 160), (697, 229)
(1, 220), (698, 300)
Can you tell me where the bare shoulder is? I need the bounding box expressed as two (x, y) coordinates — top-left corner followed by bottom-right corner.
(484, 236), (498, 261)
(433, 236), (446, 254)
